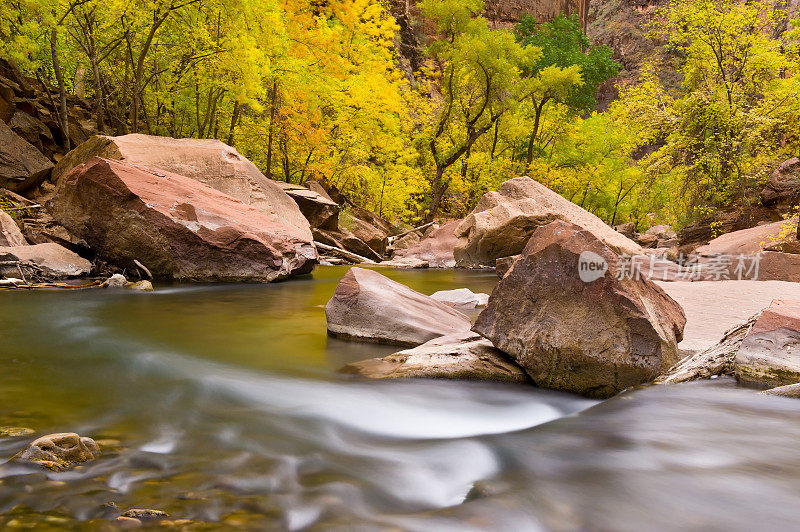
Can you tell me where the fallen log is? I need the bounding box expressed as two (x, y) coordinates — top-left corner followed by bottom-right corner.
(388, 222), (435, 244)
(314, 241), (376, 264)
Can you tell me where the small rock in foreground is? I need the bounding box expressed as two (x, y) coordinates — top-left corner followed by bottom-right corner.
(341, 331), (529, 383)
(760, 382), (800, 398)
(735, 299), (800, 387)
(13, 432), (100, 471)
(430, 288), (490, 309)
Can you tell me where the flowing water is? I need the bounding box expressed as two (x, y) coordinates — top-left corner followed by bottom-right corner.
(1, 266), (799, 530)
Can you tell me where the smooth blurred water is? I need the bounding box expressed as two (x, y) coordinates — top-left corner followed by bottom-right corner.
(1, 266), (799, 530)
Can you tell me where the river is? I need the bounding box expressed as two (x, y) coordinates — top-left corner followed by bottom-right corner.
(1, 266), (799, 530)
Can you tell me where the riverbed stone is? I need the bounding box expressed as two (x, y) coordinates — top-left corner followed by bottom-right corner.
(51, 134), (313, 241)
(341, 331), (529, 382)
(454, 177), (641, 266)
(735, 299), (800, 387)
(48, 157), (316, 282)
(101, 273), (127, 288)
(430, 288), (489, 309)
(0, 242), (91, 279)
(326, 267), (471, 346)
(13, 432), (100, 471)
(472, 220), (686, 398)
(760, 382), (800, 398)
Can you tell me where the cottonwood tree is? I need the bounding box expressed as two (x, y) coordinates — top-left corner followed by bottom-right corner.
(514, 13), (618, 170)
(419, 0), (539, 221)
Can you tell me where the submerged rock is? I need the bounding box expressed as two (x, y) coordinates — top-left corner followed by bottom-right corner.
(326, 267), (471, 347)
(0, 427), (34, 438)
(430, 288), (489, 309)
(473, 220), (686, 398)
(454, 177), (641, 266)
(120, 509), (169, 521)
(341, 331), (529, 383)
(13, 432), (100, 471)
(49, 157), (316, 282)
(735, 299), (800, 387)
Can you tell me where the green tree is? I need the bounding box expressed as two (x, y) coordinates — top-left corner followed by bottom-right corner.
(419, 0), (538, 221)
(514, 13), (619, 170)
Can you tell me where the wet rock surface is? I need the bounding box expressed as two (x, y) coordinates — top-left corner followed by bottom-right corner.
(326, 267), (471, 346)
(341, 331), (529, 383)
(48, 157), (316, 282)
(473, 220), (685, 398)
(12, 432), (100, 471)
(735, 299), (800, 387)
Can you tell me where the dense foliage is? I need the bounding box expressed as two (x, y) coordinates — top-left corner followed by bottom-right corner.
(0, 0), (798, 229)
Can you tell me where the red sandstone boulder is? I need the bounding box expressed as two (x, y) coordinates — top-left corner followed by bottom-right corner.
(472, 220), (686, 398)
(326, 267), (471, 346)
(454, 177), (641, 266)
(393, 220), (461, 268)
(48, 157), (316, 282)
(735, 299), (800, 387)
(52, 134), (312, 241)
(696, 218), (798, 256)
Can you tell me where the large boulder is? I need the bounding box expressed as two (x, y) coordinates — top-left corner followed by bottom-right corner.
(472, 220), (686, 398)
(454, 177), (641, 266)
(325, 267), (471, 346)
(735, 299), (800, 387)
(275, 181), (339, 230)
(13, 432), (100, 471)
(695, 218), (798, 256)
(0, 119), (53, 193)
(52, 134), (312, 241)
(341, 331), (529, 383)
(0, 243), (91, 279)
(48, 157), (316, 282)
(393, 220), (461, 268)
(0, 210), (25, 246)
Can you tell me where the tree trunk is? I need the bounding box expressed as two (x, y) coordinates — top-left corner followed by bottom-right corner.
(427, 166), (446, 222)
(227, 100), (240, 146)
(266, 80), (278, 179)
(51, 28), (70, 151)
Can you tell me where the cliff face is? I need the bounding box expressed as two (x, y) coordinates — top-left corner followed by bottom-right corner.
(388, 0), (590, 81)
(483, 0), (589, 28)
